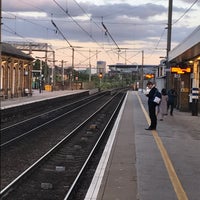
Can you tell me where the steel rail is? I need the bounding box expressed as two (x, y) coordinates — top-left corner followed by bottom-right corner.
(0, 93), (107, 148)
(1, 92), (105, 131)
(0, 92), (123, 198)
(64, 92), (125, 199)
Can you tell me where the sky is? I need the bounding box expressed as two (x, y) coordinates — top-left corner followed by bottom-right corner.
(2, 0), (200, 70)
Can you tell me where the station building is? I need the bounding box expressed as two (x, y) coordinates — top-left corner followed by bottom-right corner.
(168, 25), (200, 113)
(0, 43), (34, 99)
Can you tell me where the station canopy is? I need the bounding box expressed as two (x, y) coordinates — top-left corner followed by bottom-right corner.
(169, 25), (200, 64)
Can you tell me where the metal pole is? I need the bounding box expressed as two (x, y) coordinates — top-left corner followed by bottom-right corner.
(125, 49), (127, 65)
(39, 60), (42, 93)
(45, 44), (48, 84)
(71, 48), (74, 90)
(166, 0), (173, 90)
(52, 51), (55, 91)
(0, 0), (2, 90)
(141, 50), (144, 92)
(167, 0), (173, 60)
(61, 60), (64, 90)
(0, 0), (1, 44)
(89, 49), (91, 82)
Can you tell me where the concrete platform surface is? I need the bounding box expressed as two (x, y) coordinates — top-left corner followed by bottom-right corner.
(1, 90), (199, 200)
(85, 91), (200, 200)
(0, 89), (89, 109)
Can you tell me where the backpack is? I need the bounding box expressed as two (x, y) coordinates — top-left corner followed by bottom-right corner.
(153, 89), (162, 105)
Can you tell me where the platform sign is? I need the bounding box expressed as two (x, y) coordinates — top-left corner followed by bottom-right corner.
(171, 67), (191, 74)
(192, 88), (199, 99)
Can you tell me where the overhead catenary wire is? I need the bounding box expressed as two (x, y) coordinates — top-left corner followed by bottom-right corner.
(101, 22), (121, 53)
(154, 28), (167, 51)
(3, 0), (197, 66)
(53, 0), (100, 45)
(52, 0), (116, 63)
(173, 0), (199, 25)
(76, 51), (99, 66)
(129, 0), (200, 60)
(71, 0), (104, 31)
(51, 19), (72, 48)
(52, 0), (121, 57)
(2, 24), (34, 42)
(4, 12), (55, 32)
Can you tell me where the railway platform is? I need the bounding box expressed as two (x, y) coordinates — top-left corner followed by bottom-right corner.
(0, 89), (91, 110)
(1, 90), (199, 200)
(85, 91), (200, 200)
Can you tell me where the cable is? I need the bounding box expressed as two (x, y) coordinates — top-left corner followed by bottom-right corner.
(52, 0), (115, 62)
(71, 0), (104, 31)
(173, 0), (199, 25)
(51, 19), (72, 48)
(101, 22), (121, 52)
(2, 24), (34, 42)
(53, 0), (96, 42)
(155, 28), (166, 50)
(3, 12), (55, 32)
(146, 27), (167, 59)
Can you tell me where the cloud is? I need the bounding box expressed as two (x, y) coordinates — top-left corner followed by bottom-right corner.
(85, 3), (167, 20)
(2, 0), (200, 65)
(2, 0), (53, 12)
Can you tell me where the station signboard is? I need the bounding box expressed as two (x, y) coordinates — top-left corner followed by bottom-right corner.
(170, 67), (191, 74)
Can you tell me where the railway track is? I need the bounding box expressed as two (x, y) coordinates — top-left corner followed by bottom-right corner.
(0, 90), (126, 199)
(0, 92), (107, 147)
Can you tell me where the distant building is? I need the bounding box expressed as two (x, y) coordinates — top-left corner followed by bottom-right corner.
(97, 61), (106, 75)
(154, 59), (166, 91)
(108, 64), (157, 89)
(1, 43), (34, 99)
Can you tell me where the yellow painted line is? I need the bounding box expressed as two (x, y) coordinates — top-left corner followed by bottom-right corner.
(136, 92), (188, 200)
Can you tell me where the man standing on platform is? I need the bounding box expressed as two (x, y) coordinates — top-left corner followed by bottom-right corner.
(145, 81), (158, 130)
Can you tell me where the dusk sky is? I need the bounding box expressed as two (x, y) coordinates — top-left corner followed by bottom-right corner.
(2, 0), (200, 69)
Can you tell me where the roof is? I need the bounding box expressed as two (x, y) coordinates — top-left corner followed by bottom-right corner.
(168, 25), (200, 63)
(1, 43), (34, 60)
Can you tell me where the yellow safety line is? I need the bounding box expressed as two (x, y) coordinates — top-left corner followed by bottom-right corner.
(136, 92), (188, 200)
